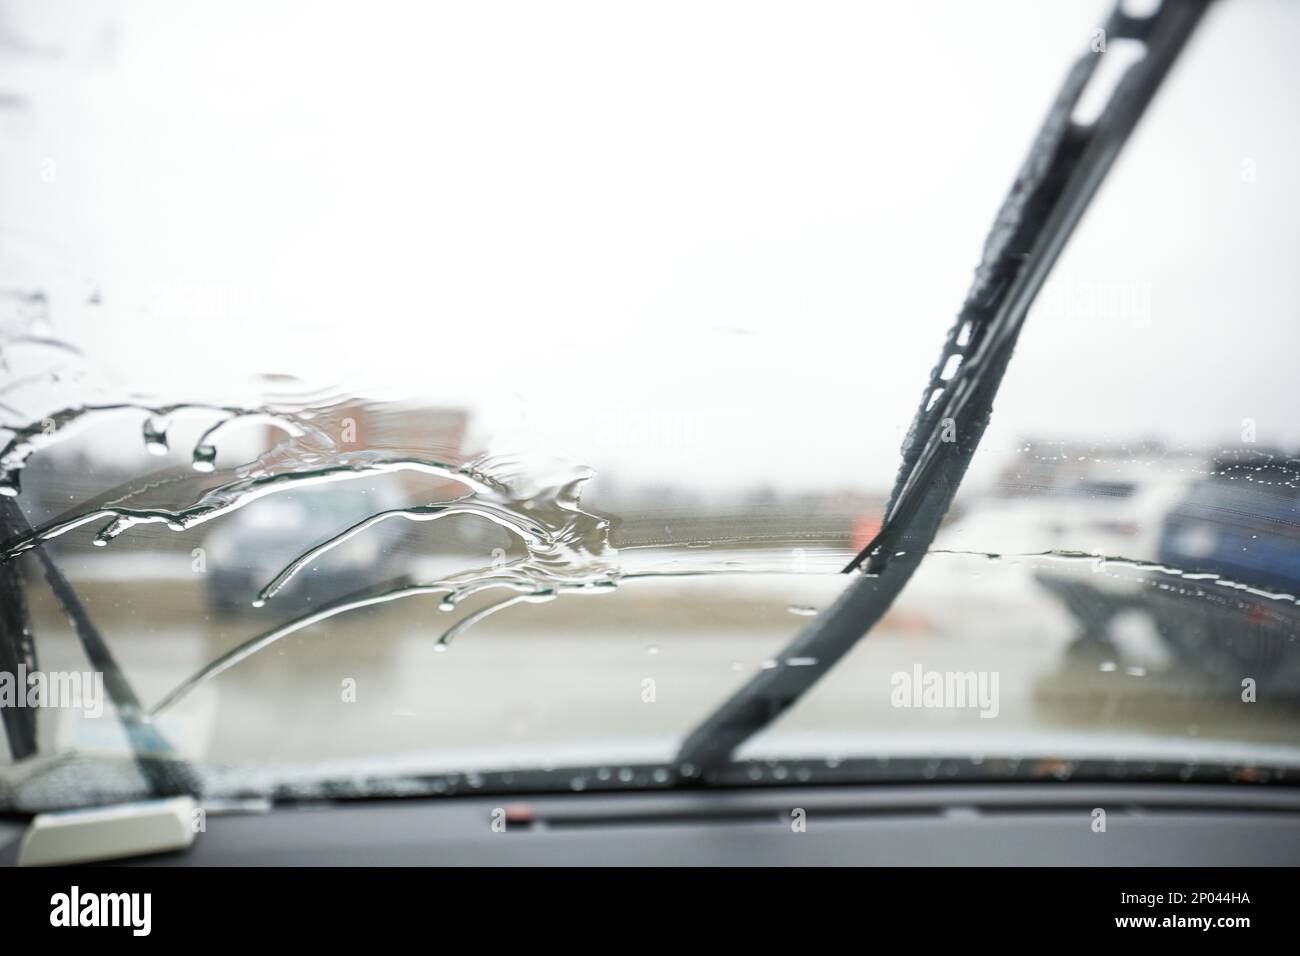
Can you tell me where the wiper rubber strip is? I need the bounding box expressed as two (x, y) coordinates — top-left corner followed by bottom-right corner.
(675, 0), (1213, 774)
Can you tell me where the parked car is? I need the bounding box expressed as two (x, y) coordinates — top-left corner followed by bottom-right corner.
(202, 482), (413, 618)
(1033, 450), (1300, 695)
(1150, 452), (1300, 692)
(1159, 452), (1300, 594)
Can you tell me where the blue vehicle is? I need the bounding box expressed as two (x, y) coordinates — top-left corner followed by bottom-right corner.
(1152, 452), (1300, 694)
(1158, 452), (1300, 595)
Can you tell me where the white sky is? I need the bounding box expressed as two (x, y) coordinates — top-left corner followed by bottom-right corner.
(2, 0), (1297, 492)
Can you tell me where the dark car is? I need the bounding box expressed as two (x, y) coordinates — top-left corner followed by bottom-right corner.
(1150, 452), (1300, 693)
(1159, 452), (1300, 594)
(202, 481), (412, 618)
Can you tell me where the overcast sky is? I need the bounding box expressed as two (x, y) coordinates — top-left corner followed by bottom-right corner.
(2, 0), (1297, 492)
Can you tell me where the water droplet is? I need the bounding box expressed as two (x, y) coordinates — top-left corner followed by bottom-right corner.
(142, 417), (169, 456)
(191, 444), (217, 472)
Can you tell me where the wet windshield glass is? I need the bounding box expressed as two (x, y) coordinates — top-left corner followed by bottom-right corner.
(2, 0), (1298, 810)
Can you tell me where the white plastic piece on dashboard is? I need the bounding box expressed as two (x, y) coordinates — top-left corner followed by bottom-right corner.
(17, 796), (197, 866)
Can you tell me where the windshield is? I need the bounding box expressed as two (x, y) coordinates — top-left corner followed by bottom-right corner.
(2, 0), (1298, 811)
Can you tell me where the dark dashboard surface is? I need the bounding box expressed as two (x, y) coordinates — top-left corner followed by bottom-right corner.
(110, 783), (1300, 866)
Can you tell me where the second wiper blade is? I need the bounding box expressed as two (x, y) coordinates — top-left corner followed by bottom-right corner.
(676, 0), (1214, 774)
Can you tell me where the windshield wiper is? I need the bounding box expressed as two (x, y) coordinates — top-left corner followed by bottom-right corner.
(0, 499), (197, 798)
(676, 0), (1214, 774)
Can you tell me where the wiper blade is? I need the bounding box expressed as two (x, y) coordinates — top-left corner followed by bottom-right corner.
(676, 0), (1213, 773)
(0, 499), (197, 798)
(0, 500), (38, 759)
